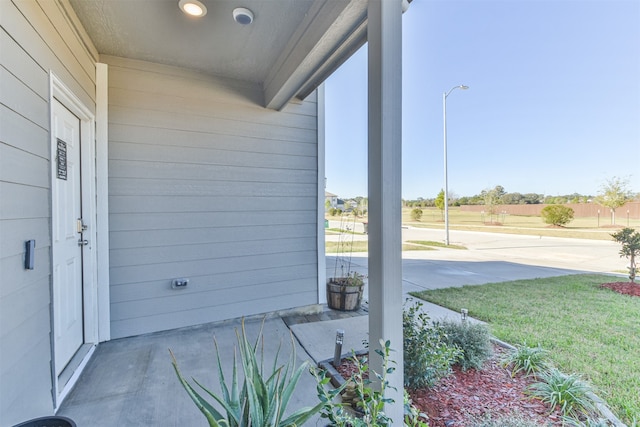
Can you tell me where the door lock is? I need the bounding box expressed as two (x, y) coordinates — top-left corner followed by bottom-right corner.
(78, 239), (89, 246)
(76, 219), (88, 233)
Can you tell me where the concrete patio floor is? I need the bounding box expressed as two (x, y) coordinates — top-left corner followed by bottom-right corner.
(58, 315), (334, 426)
(57, 302), (465, 427)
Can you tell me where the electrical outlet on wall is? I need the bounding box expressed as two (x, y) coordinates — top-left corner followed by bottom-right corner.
(172, 278), (189, 289)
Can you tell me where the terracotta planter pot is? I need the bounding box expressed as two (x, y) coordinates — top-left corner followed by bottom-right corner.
(327, 280), (363, 311)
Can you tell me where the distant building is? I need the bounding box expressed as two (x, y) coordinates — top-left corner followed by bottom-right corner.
(325, 191), (339, 209)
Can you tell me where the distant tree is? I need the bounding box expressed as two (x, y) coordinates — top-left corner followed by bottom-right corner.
(596, 176), (632, 225)
(448, 191), (459, 206)
(411, 208), (423, 221)
(523, 193), (543, 204)
(457, 196), (470, 205)
(502, 192), (524, 205)
(482, 187), (502, 220)
(611, 227), (640, 283)
(358, 197), (368, 216)
(434, 189), (445, 219)
(541, 205), (575, 227)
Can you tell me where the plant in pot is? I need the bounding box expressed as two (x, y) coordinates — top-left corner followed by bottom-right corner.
(327, 215), (366, 311)
(327, 272), (365, 311)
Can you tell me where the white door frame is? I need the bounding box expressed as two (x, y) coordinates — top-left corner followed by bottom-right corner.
(49, 72), (109, 407)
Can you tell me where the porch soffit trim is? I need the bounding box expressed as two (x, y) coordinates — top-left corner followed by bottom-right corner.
(264, 0), (367, 110)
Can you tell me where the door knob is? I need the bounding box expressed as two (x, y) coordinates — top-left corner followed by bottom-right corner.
(78, 239), (89, 246)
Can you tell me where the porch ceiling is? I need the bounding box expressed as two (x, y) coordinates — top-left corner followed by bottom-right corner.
(68, 0), (369, 109)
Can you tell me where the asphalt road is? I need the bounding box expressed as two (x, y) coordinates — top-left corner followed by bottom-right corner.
(326, 226), (625, 296)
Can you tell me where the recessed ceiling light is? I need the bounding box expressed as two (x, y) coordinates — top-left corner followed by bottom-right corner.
(179, 0), (207, 17)
(233, 7), (254, 25)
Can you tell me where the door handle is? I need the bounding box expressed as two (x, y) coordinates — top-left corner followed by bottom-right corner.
(78, 239), (89, 246)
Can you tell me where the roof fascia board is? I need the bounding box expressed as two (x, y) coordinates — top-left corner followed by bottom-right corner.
(264, 0), (367, 110)
(294, 17), (366, 102)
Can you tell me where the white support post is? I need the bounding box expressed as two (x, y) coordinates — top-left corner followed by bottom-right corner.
(96, 63), (111, 342)
(317, 84), (327, 303)
(367, 0), (404, 423)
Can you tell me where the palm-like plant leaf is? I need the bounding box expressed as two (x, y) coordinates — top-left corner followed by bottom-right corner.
(169, 350), (226, 427)
(170, 318), (322, 427)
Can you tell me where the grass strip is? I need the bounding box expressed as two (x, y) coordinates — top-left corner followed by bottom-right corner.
(326, 228), (363, 235)
(325, 241), (435, 253)
(406, 240), (467, 250)
(411, 274), (640, 423)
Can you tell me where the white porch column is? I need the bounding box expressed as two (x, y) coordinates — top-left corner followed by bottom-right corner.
(367, 0), (403, 423)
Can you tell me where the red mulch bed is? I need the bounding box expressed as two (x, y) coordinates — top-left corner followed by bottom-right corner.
(408, 346), (564, 426)
(601, 281), (640, 297)
(335, 346), (564, 426)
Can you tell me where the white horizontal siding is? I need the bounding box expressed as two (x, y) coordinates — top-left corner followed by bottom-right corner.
(109, 123), (318, 156)
(109, 223), (317, 249)
(110, 285), (317, 338)
(105, 57), (319, 338)
(0, 0), (97, 424)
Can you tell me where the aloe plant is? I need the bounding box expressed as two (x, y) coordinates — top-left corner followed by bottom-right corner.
(527, 369), (598, 419)
(170, 318), (323, 427)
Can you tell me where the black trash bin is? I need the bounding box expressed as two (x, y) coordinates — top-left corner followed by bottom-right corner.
(13, 416), (76, 427)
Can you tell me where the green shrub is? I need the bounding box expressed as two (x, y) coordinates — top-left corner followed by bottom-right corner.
(527, 369), (597, 419)
(312, 340), (397, 427)
(611, 227), (640, 282)
(439, 320), (492, 371)
(404, 390), (429, 427)
(403, 300), (462, 388)
(541, 204), (575, 226)
(411, 208), (423, 221)
(500, 342), (551, 378)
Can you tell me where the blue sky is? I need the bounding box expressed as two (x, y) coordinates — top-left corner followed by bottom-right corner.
(324, 0), (640, 200)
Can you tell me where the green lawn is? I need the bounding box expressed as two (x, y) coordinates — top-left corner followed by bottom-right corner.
(406, 240), (467, 250)
(325, 241), (433, 253)
(411, 274), (640, 423)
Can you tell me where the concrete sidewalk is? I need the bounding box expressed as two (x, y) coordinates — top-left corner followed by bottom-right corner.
(289, 299), (477, 364)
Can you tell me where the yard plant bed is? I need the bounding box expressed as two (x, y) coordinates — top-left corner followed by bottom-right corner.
(601, 281), (640, 297)
(335, 346), (564, 426)
(411, 274), (640, 423)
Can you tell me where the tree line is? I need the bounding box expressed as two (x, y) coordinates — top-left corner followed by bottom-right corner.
(404, 186), (593, 208)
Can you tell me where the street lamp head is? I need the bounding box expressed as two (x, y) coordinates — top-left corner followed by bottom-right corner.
(460, 85), (469, 90)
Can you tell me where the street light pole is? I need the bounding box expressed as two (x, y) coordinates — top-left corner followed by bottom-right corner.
(443, 84), (468, 246)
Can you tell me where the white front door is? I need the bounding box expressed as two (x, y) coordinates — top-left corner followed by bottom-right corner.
(52, 99), (84, 376)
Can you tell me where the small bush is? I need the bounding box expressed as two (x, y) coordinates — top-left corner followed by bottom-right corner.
(501, 342), (551, 378)
(527, 369), (597, 419)
(403, 300), (462, 388)
(411, 208), (423, 221)
(611, 227), (640, 282)
(439, 320), (492, 371)
(541, 204), (575, 226)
